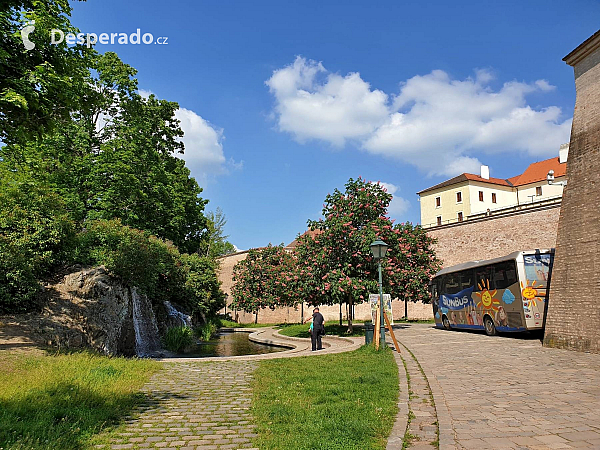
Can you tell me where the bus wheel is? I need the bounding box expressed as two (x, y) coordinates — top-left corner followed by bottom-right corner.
(484, 316), (497, 336)
(442, 315), (451, 330)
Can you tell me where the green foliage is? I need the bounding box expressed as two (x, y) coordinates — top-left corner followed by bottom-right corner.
(278, 321), (365, 338)
(251, 345), (398, 449)
(74, 219), (225, 317)
(162, 326), (194, 353)
(0, 0), (95, 145)
(294, 177), (442, 323)
(205, 207), (236, 258)
(231, 244), (301, 314)
(0, 351), (159, 449)
(194, 320), (218, 342)
(0, 175), (75, 312)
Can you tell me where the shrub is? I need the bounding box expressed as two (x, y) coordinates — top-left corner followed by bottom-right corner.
(194, 321), (218, 342)
(0, 180), (75, 312)
(74, 219), (225, 317)
(162, 326), (194, 353)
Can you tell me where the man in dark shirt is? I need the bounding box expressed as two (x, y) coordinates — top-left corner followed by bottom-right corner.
(309, 307), (325, 351)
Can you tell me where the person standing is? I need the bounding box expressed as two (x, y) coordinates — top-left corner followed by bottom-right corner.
(305, 307), (325, 351)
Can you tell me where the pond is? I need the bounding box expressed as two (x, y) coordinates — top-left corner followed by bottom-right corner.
(173, 331), (290, 358)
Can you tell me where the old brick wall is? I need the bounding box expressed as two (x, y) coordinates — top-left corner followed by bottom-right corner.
(544, 36), (600, 353)
(427, 205), (560, 268)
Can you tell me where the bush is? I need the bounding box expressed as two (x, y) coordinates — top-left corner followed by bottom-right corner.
(194, 320), (218, 342)
(0, 180), (75, 312)
(74, 219), (225, 317)
(162, 326), (194, 353)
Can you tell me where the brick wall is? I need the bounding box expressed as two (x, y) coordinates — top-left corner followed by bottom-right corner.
(427, 204), (560, 268)
(544, 34), (600, 353)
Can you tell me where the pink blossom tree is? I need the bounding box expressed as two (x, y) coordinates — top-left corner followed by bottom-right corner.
(294, 177), (441, 332)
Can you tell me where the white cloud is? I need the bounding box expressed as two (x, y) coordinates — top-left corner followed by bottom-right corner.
(267, 61), (572, 176)
(379, 182), (411, 217)
(139, 89), (240, 181)
(265, 56), (390, 147)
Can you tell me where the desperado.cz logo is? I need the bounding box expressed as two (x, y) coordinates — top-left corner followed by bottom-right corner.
(20, 22), (168, 51)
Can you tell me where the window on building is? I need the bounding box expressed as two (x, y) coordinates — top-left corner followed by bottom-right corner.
(457, 212), (463, 222)
(536, 186), (542, 196)
(479, 191), (484, 202)
(435, 196), (441, 208)
(456, 191), (462, 203)
(492, 193), (497, 203)
(437, 216), (442, 226)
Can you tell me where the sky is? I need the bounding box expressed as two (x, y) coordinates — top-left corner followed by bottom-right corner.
(69, 0), (599, 251)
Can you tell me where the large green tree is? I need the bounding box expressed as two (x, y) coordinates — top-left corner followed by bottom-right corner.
(1, 51), (210, 253)
(1, 0), (93, 145)
(294, 177), (441, 332)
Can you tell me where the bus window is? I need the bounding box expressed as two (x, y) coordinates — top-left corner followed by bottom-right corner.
(460, 269), (476, 291)
(444, 273), (461, 294)
(492, 261), (518, 289)
(475, 266), (493, 290)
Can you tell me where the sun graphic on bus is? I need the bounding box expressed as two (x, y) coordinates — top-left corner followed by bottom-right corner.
(521, 280), (546, 308)
(475, 279), (500, 312)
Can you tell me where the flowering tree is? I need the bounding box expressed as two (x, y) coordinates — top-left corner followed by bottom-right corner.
(294, 177), (441, 332)
(230, 244), (300, 323)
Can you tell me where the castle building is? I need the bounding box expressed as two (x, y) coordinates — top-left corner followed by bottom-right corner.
(417, 144), (568, 228)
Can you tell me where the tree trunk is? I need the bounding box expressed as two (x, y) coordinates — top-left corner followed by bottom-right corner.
(339, 303), (342, 326)
(347, 297), (354, 333)
(255, 310), (258, 324)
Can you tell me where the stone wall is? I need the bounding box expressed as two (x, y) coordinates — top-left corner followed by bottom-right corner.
(426, 204), (561, 268)
(544, 32), (600, 353)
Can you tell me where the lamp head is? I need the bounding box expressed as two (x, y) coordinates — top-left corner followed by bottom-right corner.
(370, 239), (389, 260)
(547, 170), (555, 184)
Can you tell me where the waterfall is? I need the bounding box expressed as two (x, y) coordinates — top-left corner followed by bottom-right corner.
(164, 301), (193, 328)
(131, 287), (161, 356)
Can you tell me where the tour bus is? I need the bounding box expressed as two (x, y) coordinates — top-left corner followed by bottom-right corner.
(432, 249), (554, 336)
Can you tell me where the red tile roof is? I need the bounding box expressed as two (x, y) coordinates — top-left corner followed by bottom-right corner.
(286, 229), (322, 249)
(417, 156), (567, 195)
(509, 157), (566, 186)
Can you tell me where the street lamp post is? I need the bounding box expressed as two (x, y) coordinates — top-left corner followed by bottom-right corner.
(370, 239), (389, 348)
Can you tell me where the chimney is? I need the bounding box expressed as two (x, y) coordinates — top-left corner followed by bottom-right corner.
(480, 165), (490, 180)
(559, 143), (569, 164)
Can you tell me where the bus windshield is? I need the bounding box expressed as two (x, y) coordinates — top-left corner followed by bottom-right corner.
(523, 252), (552, 288)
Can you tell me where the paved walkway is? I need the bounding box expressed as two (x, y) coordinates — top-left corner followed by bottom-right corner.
(394, 323), (600, 450)
(101, 328), (363, 449)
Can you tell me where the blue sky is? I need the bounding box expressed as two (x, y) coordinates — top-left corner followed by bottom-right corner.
(70, 0), (599, 250)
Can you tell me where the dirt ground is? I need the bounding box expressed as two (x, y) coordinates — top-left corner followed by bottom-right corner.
(0, 317), (46, 356)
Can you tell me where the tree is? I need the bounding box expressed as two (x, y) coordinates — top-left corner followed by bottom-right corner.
(231, 245), (300, 323)
(205, 207), (236, 258)
(1, 51), (210, 253)
(1, 0), (94, 145)
(294, 177), (441, 332)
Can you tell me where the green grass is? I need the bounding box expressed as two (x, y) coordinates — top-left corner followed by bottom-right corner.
(251, 345), (398, 449)
(278, 321), (365, 338)
(218, 319), (276, 328)
(0, 351), (160, 449)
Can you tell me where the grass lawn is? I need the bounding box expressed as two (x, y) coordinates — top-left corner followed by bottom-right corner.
(251, 345), (398, 449)
(278, 320), (365, 338)
(0, 351), (160, 450)
(218, 319), (277, 328)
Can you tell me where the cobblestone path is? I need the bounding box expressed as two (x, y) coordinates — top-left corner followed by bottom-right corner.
(401, 344), (439, 449)
(397, 323), (600, 449)
(100, 360), (259, 450)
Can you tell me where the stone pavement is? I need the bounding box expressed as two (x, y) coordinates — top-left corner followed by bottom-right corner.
(99, 328), (363, 449)
(99, 360), (259, 450)
(394, 323), (600, 450)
